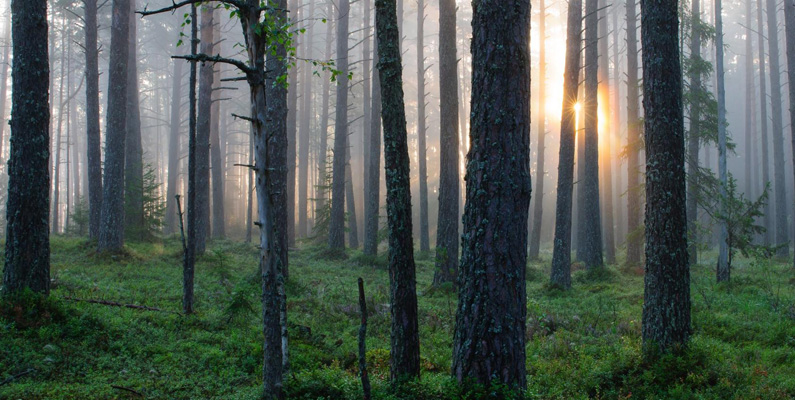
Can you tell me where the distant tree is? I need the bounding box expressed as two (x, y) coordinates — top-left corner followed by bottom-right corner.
(416, 0), (429, 253)
(297, 0), (315, 239)
(374, 0), (421, 383)
(328, 0), (350, 250)
(640, 0), (691, 354)
(195, 5), (215, 254)
(529, 0), (547, 262)
(784, 0), (795, 268)
(165, 57), (183, 236)
(598, 0), (615, 265)
(3, 0), (51, 294)
(551, 0), (582, 290)
(84, 0), (103, 240)
(125, 0), (145, 239)
(625, 0), (643, 269)
(756, 0), (772, 245)
(0, 12), (9, 172)
(715, 0), (729, 282)
(363, 35), (382, 257)
(686, 0), (704, 265)
(452, 0), (531, 389)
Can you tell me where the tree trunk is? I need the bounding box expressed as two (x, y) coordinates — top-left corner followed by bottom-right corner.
(125, 0), (144, 239)
(84, 0), (102, 240)
(452, 0), (531, 389)
(165, 57), (183, 235)
(432, 0), (459, 284)
(784, 0), (795, 268)
(3, 0), (50, 294)
(98, 0), (131, 252)
(745, 0), (754, 199)
(757, 0), (772, 245)
(328, 0), (350, 250)
(416, 0), (430, 253)
(363, 0), (382, 257)
(286, 1), (297, 248)
(551, 0), (582, 290)
(52, 26), (66, 234)
(0, 13), (10, 170)
(211, 30), (226, 239)
(625, 0), (642, 268)
(317, 0), (334, 219)
(640, 0), (691, 353)
(766, 0), (789, 257)
(195, 5), (214, 254)
(687, 0), (702, 265)
(528, 0), (546, 261)
(716, 0), (729, 282)
(346, 140), (360, 248)
(183, 4), (199, 316)
(246, 123), (254, 243)
(581, 0), (603, 269)
(374, 0), (421, 383)
(598, 0), (615, 265)
(611, 6), (624, 246)
(298, 0), (315, 239)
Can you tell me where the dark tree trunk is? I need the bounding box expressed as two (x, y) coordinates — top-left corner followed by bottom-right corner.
(416, 0), (429, 253)
(640, 0), (691, 353)
(246, 124), (253, 243)
(687, 0), (702, 265)
(625, 0), (642, 268)
(766, 0), (789, 257)
(432, 0), (459, 285)
(183, 4), (199, 315)
(529, 0), (546, 261)
(124, 0), (144, 239)
(551, 0), (582, 290)
(374, 0), (421, 383)
(328, 0), (350, 250)
(345, 141), (360, 248)
(598, 0), (615, 265)
(364, 0), (382, 257)
(298, 0), (315, 239)
(98, 0), (131, 252)
(84, 0), (102, 240)
(3, 0), (50, 294)
(195, 5), (214, 254)
(165, 57), (183, 236)
(452, 0), (531, 389)
(757, 0), (772, 245)
(784, 0), (795, 268)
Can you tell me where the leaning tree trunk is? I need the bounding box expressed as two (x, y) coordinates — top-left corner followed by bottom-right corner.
(766, 0), (789, 257)
(328, 0), (350, 250)
(716, 0), (730, 282)
(432, 0), (459, 285)
(195, 5), (215, 254)
(757, 0), (772, 245)
(640, 0), (691, 354)
(374, 0), (421, 383)
(687, 0), (702, 266)
(625, 0), (642, 268)
(84, 0), (102, 240)
(416, 0), (430, 253)
(528, 0), (546, 261)
(125, 0), (144, 239)
(581, 0), (603, 269)
(598, 0), (615, 265)
(784, 0), (795, 268)
(165, 57), (183, 235)
(98, 0), (131, 252)
(452, 0), (531, 389)
(3, 0), (50, 294)
(551, 0), (582, 290)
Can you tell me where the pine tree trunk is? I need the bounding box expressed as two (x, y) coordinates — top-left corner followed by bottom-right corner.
(757, 0), (772, 245)
(328, 0), (350, 250)
(416, 0), (429, 253)
(598, 0), (615, 265)
(716, 0), (730, 282)
(210, 29), (226, 239)
(783, 0), (795, 268)
(84, 0), (102, 240)
(551, 0), (582, 290)
(432, 0), (459, 285)
(0, 14), (10, 171)
(345, 142), (360, 248)
(625, 0), (642, 268)
(529, 0), (546, 261)
(317, 0), (334, 218)
(745, 0), (754, 199)
(687, 0), (702, 265)
(3, 0), (50, 294)
(374, 0), (421, 383)
(298, 0), (315, 239)
(286, 1), (298, 248)
(452, 0), (531, 388)
(98, 0), (131, 252)
(195, 5), (214, 254)
(165, 58), (183, 235)
(364, 0), (382, 257)
(183, 3), (199, 316)
(52, 27), (66, 234)
(766, 0), (790, 257)
(640, 0), (691, 353)
(125, 0), (144, 239)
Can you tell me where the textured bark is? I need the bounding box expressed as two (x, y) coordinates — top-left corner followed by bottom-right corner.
(124, 0), (144, 238)
(183, 4), (198, 316)
(581, 0), (603, 269)
(625, 0), (642, 268)
(3, 0), (50, 294)
(416, 0), (429, 253)
(328, 0), (350, 250)
(766, 0), (789, 257)
(757, 0), (772, 245)
(528, 0), (546, 261)
(364, 1), (382, 257)
(84, 0), (102, 240)
(452, 0), (531, 389)
(98, 0), (131, 252)
(784, 0), (795, 268)
(715, 0), (729, 282)
(298, 0), (315, 239)
(195, 6), (214, 254)
(551, 0), (582, 290)
(374, 0), (421, 382)
(598, 0), (615, 265)
(165, 58), (183, 235)
(432, 0), (459, 285)
(687, 0), (702, 266)
(640, 0), (691, 353)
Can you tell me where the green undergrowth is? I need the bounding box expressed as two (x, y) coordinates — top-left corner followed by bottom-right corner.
(0, 237), (793, 399)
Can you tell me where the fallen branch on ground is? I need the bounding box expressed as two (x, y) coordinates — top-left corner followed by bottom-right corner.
(61, 296), (180, 314)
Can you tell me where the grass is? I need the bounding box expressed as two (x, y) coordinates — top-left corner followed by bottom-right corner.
(0, 237), (794, 399)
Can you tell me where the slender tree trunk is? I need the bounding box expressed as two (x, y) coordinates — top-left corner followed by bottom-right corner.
(328, 0), (350, 250)
(298, 0), (314, 239)
(0, 13), (10, 170)
(183, 4), (198, 315)
(716, 0), (729, 282)
(345, 138), (360, 248)
(551, 0), (582, 290)
(246, 123), (254, 243)
(783, 0), (795, 268)
(317, 0), (334, 218)
(640, 0), (691, 353)
(432, 0), (459, 284)
(374, 0), (421, 383)
(84, 0), (102, 240)
(53, 24), (66, 234)
(98, 0), (131, 252)
(287, 1), (297, 248)
(125, 0), (144, 239)
(599, 0), (615, 264)
(581, 0), (603, 269)
(757, 0), (772, 245)
(210, 25), (226, 239)
(625, 0), (642, 268)
(66, 49), (72, 232)
(745, 0), (754, 199)
(165, 57), (183, 235)
(612, 6), (624, 247)
(687, 0), (702, 265)
(416, 0), (430, 253)
(3, 0), (50, 294)
(767, 0), (789, 257)
(195, 5), (215, 253)
(529, 0), (546, 261)
(452, 0), (531, 388)
(364, 0), (382, 256)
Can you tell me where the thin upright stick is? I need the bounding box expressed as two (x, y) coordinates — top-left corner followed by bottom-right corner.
(357, 277), (371, 399)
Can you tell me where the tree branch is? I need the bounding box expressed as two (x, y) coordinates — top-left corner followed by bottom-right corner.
(172, 53), (253, 75)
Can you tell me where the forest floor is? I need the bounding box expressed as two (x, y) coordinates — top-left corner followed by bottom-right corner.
(1, 237), (794, 399)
